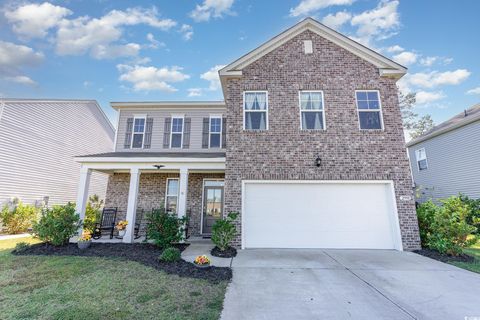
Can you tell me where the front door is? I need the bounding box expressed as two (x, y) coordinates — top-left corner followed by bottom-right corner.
(202, 186), (224, 234)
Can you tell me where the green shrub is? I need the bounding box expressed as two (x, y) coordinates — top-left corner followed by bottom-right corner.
(14, 241), (30, 252)
(83, 195), (103, 232)
(459, 194), (480, 234)
(211, 211), (239, 251)
(416, 200), (439, 247)
(158, 247), (181, 262)
(425, 197), (477, 255)
(0, 201), (38, 234)
(146, 207), (187, 249)
(33, 203), (81, 246)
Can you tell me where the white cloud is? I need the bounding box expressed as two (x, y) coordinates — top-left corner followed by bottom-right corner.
(386, 45), (403, 53)
(55, 7), (176, 59)
(4, 75), (37, 86)
(392, 51), (417, 66)
(4, 2), (72, 39)
(180, 24), (194, 41)
(290, 0), (355, 17)
(419, 56), (453, 67)
(415, 91), (445, 104)
(190, 0), (235, 22)
(91, 43), (141, 59)
(0, 41), (44, 85)
(321, 11), (351, 29)
(0, 41), (44, 67)
(350, 0), (400, 45)
(146, 33), (165, 49)
(200, 65), (225, 91)
(117, 64), (190, 92)
(405, 69), (471, 89)
(467, 87), (480, 95)
(188, 88), (203, 97)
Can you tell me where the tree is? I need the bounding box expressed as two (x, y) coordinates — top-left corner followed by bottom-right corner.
(410, 115), (434, 139)
(397, 88), (435, 139)
(398, 90), (418, 130)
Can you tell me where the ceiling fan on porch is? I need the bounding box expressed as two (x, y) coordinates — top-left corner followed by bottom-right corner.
(153, 165), (165, 170)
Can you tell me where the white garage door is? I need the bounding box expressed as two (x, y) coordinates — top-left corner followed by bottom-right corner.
(243, 181), (402, 250)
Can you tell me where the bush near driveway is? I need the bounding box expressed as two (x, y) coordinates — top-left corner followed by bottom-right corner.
(417, 196), (477, 256)
(0, 201), (38, 234)
(32, 203), (81, 246)
(459, 194), (480, 234)
(211, 211), (239, 252)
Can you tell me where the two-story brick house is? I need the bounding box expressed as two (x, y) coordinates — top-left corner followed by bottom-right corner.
(76, 18), (421, 250)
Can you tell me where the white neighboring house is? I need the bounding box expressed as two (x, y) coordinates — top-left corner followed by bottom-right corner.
(0, 99), (115, 207)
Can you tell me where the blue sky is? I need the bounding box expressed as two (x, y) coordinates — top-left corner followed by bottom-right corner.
(1, 0), (479, 126)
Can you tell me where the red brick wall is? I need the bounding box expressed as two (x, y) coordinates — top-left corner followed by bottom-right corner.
(223, 30), (421, 250)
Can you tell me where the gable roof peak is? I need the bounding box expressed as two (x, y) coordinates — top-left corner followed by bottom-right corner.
(219, 17), (406, 83)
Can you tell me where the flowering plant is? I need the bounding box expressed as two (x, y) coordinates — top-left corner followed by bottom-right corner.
(116, 220), (128, 231)
(194, 255), (211, 265)
(78, 230), (92, 242)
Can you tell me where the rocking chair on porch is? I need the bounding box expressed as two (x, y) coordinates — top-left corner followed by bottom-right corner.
(92, 207), (118, 240)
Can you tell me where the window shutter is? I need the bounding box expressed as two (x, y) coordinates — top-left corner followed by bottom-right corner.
(221, 117), (226, 148)
(124, 118), (133, 149)
(144, 118), (153, 149)
(163, 117), (171, 148)
(202, 117), (209, 148)
(183, 118), (191, 149)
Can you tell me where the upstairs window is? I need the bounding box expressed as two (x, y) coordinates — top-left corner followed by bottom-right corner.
(416, 148), (428, 171)
(300, 91), (325, 130)
(209, 116), (222, 148)
(244, 91), (268, 130)
(356, 90), (383, 130)
(132, 117), (146, 148)
(170, 117), (183, 148)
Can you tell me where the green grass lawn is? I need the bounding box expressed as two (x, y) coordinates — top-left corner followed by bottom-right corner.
(449, 240), (480, 274)
(0, 237), (227, 320)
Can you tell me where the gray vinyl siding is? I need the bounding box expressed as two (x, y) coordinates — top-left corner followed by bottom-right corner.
(116, 107), (226, 152)
(0, 100), (115, 207)
(408, 120), (480, 202)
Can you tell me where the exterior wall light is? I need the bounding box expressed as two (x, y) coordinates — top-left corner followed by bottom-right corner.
(315, 156), (322, 167)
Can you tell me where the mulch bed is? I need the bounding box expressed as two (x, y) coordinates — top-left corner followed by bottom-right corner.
(414, 249), (475, 263)
(13, 243), (232, 283)
(211, 246), (237, 258)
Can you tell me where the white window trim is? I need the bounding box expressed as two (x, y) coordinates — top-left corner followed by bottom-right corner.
(131, 115), (147, 149)
(209, 115), (222, 148)
(170, 116), (184, 149)
(200, 178), (225, 234)
(298, 90), (326, 130)
(165, 178), (179, 214)
(415, 148), (428, 171)
(355, 90), (384, 131)
(243, 90), (269, 130)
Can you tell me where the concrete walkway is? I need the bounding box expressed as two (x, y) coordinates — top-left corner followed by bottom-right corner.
(181, 238), (232, 267)
(221, 249), (480, 320)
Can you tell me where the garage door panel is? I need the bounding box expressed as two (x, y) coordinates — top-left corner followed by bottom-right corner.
(243, 182), (399, 249)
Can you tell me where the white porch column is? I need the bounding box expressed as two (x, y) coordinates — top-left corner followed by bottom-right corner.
(123, 168), (140, 243)
(177, 168), (189, 219)
(76, 166), (91, 235)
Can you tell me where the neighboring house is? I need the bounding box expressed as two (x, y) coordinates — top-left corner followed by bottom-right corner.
(407, 103), (480, 202)
(76, 18), (421, 251)
(0, 99), (114, 207)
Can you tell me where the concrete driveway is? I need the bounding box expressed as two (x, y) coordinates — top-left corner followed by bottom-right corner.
(220, 249), (480, 320)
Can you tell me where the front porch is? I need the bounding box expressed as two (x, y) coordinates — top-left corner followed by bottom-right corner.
(75, 152), (226, 243)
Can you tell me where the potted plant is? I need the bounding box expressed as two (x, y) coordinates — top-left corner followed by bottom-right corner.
(116, 220), (128, 238)
(77, 230), (92, 249)
(193, 255), (211, 268)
